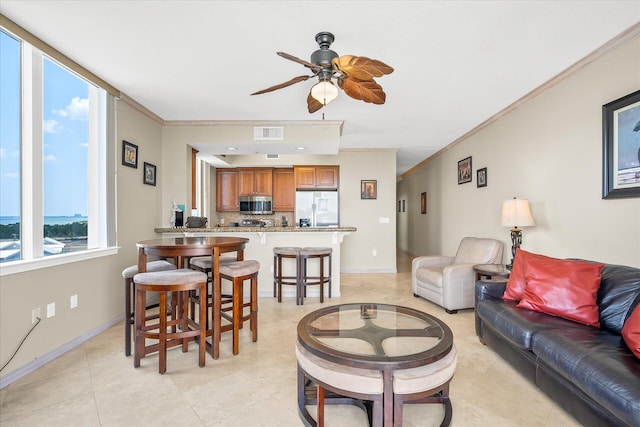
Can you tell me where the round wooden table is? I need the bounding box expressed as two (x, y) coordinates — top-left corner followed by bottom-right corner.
(297, 303), (454, 427)
(136, 236), (249, 358)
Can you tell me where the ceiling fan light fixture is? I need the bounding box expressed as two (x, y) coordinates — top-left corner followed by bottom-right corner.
(311, 80), (338, 105)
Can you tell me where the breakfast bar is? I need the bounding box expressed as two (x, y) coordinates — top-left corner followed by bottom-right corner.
(154, 226), (356, 298)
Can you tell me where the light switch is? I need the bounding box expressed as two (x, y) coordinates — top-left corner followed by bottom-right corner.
(379, 217), (390, 223)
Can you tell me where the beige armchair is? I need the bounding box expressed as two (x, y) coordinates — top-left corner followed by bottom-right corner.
(412, 237), (503, 313)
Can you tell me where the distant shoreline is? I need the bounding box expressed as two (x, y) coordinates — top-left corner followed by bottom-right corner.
(0, 216), (88, 226)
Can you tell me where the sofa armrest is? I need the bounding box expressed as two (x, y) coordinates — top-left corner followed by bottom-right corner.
(475, 279), (507, 303)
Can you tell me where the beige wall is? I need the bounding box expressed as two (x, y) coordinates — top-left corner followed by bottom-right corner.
(0, 102), (164, 381)
(398, 37), (640, 267)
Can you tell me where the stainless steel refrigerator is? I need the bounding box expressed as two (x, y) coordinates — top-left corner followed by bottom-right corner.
(295, 191), (339, 227)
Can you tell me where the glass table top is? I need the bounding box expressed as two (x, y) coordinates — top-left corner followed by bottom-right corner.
(297, 303), (453, 369)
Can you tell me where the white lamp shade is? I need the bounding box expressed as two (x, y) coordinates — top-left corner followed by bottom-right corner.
(311, 81), (339, 105)
(501, 198), (535, 227)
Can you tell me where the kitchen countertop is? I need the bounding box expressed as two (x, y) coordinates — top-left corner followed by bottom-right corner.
(154, 226), (357, 233)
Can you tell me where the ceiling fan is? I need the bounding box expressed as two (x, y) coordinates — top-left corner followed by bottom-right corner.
(251, 32), (394, 113)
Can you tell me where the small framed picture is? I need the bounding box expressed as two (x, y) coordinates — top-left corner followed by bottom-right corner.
(143, 162), (156, 186)
(458, 156), (472, 184)
(421, 192), (427, 214)
(361, 180), (377, 199)
(477, 167), (487, 188)
(122, 140), (138, 168)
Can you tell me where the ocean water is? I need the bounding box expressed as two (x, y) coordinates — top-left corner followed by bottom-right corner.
(0, 216), (88, 226)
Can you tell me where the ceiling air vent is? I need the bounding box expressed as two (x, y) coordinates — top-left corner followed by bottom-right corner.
(265, 154), (280, 160)
(254, 127), (284, 140)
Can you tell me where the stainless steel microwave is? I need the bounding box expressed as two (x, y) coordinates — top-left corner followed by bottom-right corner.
(239, 196), (273, 215)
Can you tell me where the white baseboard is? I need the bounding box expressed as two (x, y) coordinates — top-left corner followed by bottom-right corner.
(0, 315), (122, 390)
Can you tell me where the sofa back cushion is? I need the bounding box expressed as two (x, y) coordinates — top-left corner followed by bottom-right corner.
(516, 256), (604, 327)
(598, 263), (640, 334)
(454, 237), (503, 264)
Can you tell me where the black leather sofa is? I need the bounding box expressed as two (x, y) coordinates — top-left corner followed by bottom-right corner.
(475, 262), (640, 427)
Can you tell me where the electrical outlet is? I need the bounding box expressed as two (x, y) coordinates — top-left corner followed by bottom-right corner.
(372, 249), (377, 256)
(32, 307), (41, 324)
(47, 302), (55, 318)
(70, 294), (78, 309)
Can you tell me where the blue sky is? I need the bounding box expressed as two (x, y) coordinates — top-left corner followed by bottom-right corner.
(1, 30), (89, 217)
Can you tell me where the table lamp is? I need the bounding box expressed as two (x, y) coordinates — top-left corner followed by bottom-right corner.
(501, 197), (535, 269)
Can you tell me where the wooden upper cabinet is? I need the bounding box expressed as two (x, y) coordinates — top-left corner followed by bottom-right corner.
(294, 166), (339, 190)
(272, 168), (295, 212)
(238, 168), (273, 196)
(216, 169), (239, 212)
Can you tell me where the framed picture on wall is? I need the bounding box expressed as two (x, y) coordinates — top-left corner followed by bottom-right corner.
(122, 140), (138, 168)
(361, 180), (377, 199)
(143, 162), (156, 186)
(477, 167), (487, 188)
(602, 89), (640, 199)
(457, 156), (472, 184)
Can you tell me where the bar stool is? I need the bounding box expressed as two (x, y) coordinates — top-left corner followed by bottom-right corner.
(122, 259), (176, 356)
(273, 247), (301, 304)
(217, 260), (260, 355)
(133, 269), (207, 374)
(188, 256), (235, 327)
(299, 247), (332, 304)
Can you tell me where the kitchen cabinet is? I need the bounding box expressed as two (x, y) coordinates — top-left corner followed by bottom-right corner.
(216, 169), (239, 211)
(272, 168), (295, 212)
(238, 168), (273, 196)
(294, 166), (339, 190)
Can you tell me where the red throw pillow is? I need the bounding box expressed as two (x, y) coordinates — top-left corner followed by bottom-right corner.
(503, 250), (551, 301)
(516, 256), (604, 327)
(622, 304), (640, 358)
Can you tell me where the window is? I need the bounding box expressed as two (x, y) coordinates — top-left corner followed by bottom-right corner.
(0, 26), (117, 273)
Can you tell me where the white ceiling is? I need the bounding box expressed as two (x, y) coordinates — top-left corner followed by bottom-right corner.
(2, 1), (639, 174)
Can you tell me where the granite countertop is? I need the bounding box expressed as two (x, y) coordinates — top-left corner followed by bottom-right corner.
(155, 226), (357, 233)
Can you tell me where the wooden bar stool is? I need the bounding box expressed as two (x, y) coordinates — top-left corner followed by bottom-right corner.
(188, 256), (235, 327)
(122, 259), (176, 356)
(299, 247), (332, 305)
(133, 269), (207, 374)
(217, 260), (260, 355)
(273, 247), (302, 304)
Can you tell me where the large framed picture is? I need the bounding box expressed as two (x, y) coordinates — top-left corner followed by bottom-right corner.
(122, 140), (138, 168)
(143, 162), (156, 186)
(457, 156), (472, 184)
(602, 90), (640, 199)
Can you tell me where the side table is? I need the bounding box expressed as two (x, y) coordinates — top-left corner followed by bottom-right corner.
(473, 264), (510, 282)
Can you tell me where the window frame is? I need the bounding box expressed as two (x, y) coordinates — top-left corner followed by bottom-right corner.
(0, 24), (118, 276)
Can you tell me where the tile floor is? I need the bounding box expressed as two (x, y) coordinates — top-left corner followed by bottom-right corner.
(0, 251), (581, 426)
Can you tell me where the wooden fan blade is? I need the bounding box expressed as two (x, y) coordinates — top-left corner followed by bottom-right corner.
(277, 52), (322, 72)
(307, 91), (324, 113)
(333, 55), (394, 80)
(338, 77), (386, 104)
(251, 75), (311, 95)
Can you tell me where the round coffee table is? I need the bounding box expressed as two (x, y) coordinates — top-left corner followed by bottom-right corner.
(297, 303), (454, 427)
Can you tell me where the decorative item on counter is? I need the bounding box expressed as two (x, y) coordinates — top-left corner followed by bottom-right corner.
(185, 217), (208, 228)
(170, 201), (178, 227)
(282, 216), (288, 227)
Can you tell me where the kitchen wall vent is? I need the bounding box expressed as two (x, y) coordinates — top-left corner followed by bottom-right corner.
(254, 127), (284, 140)
(265, 154), (280, 160)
